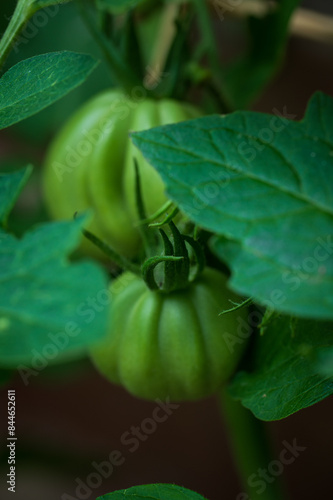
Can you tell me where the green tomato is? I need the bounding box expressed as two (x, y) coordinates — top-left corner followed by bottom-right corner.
(42, 89), (200, 257)
(90, 268), (248, 401)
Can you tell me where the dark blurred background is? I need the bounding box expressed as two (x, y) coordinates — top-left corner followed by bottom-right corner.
(1, 0), (333, 499)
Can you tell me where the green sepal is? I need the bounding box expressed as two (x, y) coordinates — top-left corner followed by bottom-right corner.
(149, 206), (180, 228)
(142, 255), (183, 291)
(136, 200), (174, 226)
(169, 220), (190, 289)
(182, 234), (206, 282)
(159, 228), (176, 292)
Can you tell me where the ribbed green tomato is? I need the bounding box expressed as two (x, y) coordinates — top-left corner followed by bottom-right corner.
(42, 89), (200, 257)
(90, 268), (248, 401)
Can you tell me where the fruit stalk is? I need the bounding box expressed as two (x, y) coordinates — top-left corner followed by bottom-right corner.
(219, 388), (288, 500)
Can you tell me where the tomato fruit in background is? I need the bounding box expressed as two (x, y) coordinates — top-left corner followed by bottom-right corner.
(90, 267), (248, 401)
(42, 89), (200, 257)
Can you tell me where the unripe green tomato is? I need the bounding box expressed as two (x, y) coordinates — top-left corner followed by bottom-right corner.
(42, 89), (200, 257)
(90, 268), (248, 401)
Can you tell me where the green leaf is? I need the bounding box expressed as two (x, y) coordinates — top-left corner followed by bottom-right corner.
(222, 0), (301, 108)
(228, 315), (333, 421)
(0, 166), (32, 225)
(97, 483), (207, 500)
(131, 91), (333, 320)
(0, 215), (109, 367)
(0, 51), (98, 130)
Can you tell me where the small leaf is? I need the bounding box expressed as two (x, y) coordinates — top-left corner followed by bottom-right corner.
(0, 215), (109, 367)
(228, 315), (333, 421)
(97, 483), (208, 500)
(0, 166), (32, 225)
(132, 91), (333, 320)
(0, 51), (98, 130)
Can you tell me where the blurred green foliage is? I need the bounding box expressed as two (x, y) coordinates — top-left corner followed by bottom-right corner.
(0, 0), (113, 144)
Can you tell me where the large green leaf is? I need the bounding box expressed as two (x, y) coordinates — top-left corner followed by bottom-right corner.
(222, 0), (301, 108)
(228, 315), (333, 421)
(97, 484), (207, 500)
(0, 166), (32, 225)
(131, 91), (333, 320)
(0, 51), (98, 130)
(0, 213), (109, 368)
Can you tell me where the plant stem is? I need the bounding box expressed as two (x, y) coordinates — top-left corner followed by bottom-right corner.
(191, 0), (233, 112)
(219, 388), (288, 500)
(143, 1), (179, 91)
(82, 229), (141, 275)
(0, 0), (34, 69)
(76, 0), (142, 94)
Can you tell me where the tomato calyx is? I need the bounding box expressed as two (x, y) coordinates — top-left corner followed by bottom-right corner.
(83, 214), (206, 293)
(79, 158), (205, 292)
(134, 161), (206, 292)
(142, 221), (206, 293)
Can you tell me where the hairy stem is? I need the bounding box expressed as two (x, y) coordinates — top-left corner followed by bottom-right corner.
(219, 388), (288, 500)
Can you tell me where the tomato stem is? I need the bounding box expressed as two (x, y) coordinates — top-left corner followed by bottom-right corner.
(219, 297), (253, 316)
(134, 159), (160, 257)
(191, 0), (233, 113)
(143, 2), (179, 94)
(219, 388), (288, 500)
(0, 0), (36, 69)
(77, 0), (142, 94)
(82, 228), (141, 275)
